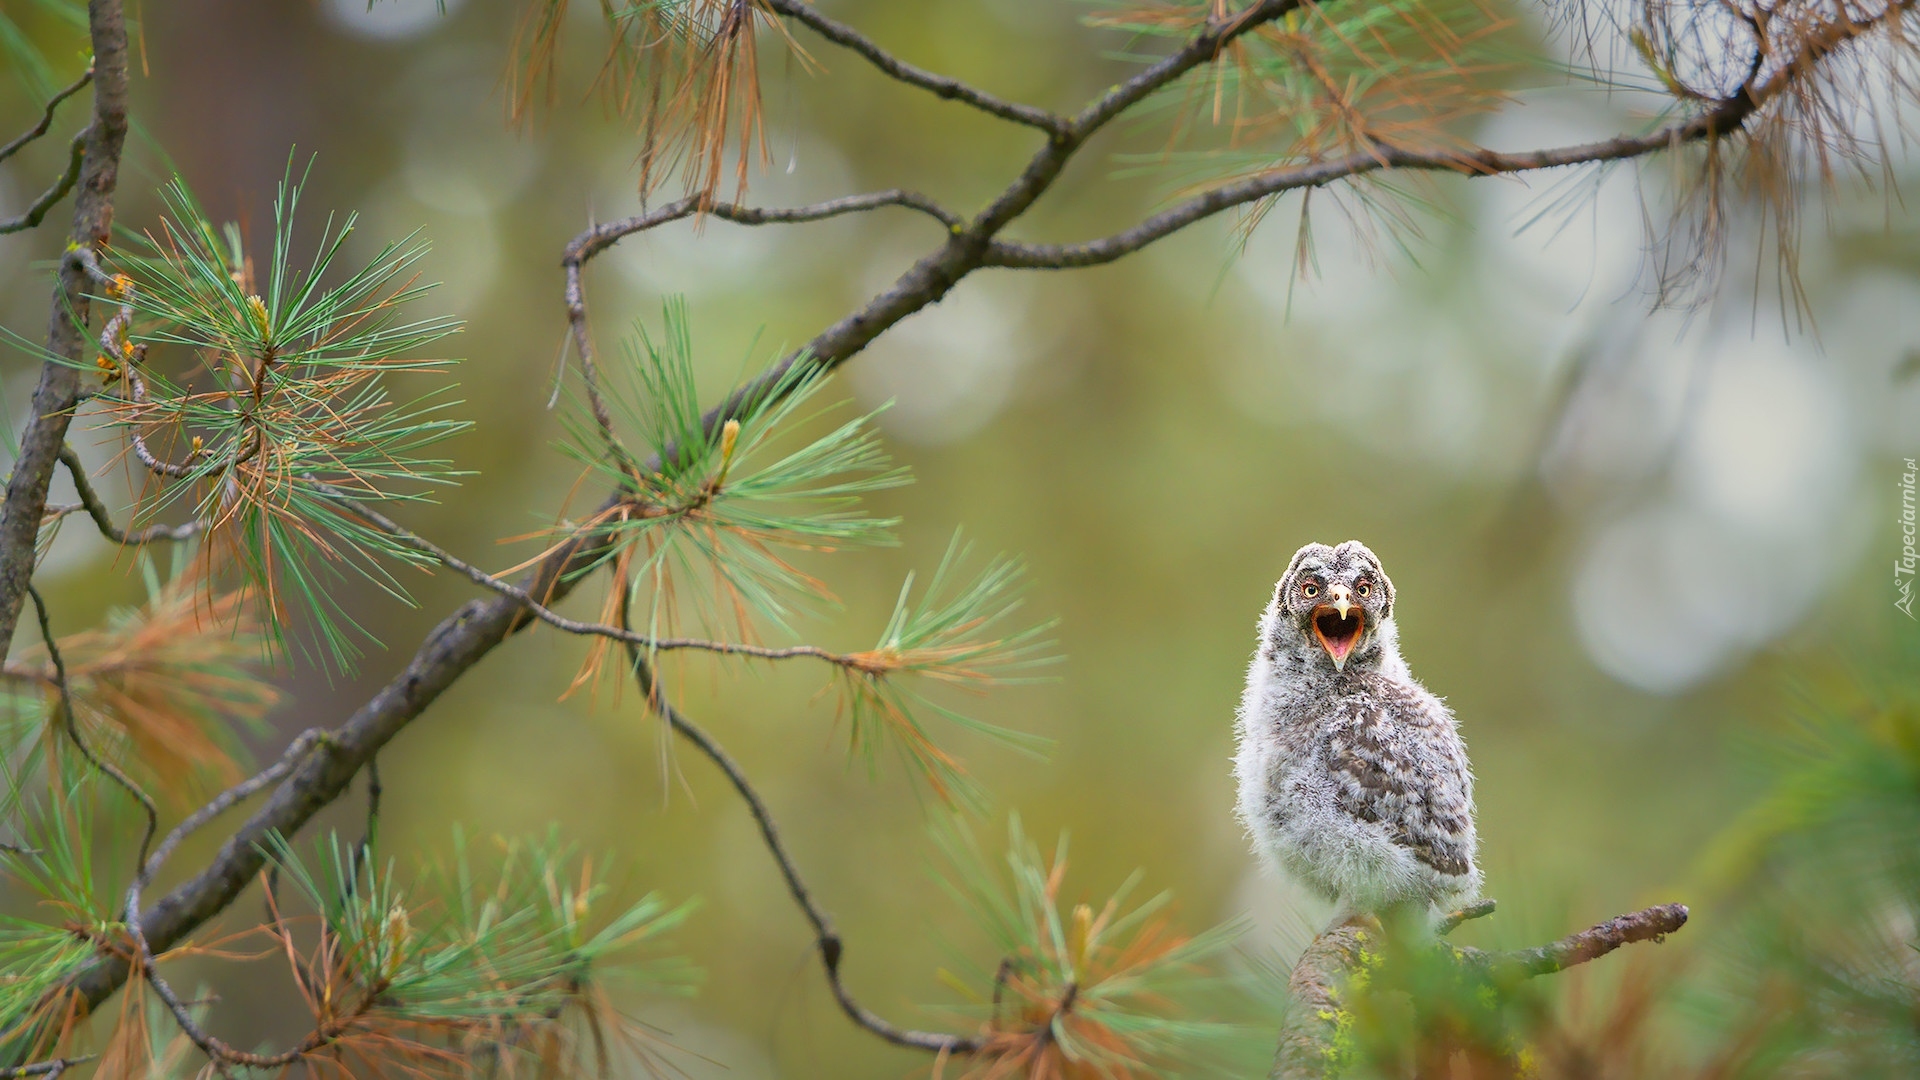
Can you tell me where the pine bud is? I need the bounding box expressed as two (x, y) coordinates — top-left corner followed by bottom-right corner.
(1068, 902), (1093, 976)
(712, 417), (742, 491)
(245, 294), (271, 339)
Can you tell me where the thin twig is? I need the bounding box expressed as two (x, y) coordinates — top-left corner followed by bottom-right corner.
(0, 127), (89, 236)
(616, 592), (980, 1055)
(24, 582), (157, 870)
(563, 188), (961, 265)
(0, 64), (92, 164)
(1436, 897), (1497, 936)
(984, 100), (1763, 271)
(764, 0), (1063, 133)
(66, 250), (204, 482)
(316, 487), (870, 669)
(130, 729), (329, 908)
(119, 731), (330, 1078)
(562, 188), (957, 471)
(0, 1055), (94, 1078)
(1475, 902), (1690, 978)
(56, 447), (206, 544)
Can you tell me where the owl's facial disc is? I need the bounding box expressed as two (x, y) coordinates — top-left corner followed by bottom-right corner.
(1310, 603), (1364, 669)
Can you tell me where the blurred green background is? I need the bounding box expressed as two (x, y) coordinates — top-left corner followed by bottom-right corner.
(2, 0), (1916, 1074)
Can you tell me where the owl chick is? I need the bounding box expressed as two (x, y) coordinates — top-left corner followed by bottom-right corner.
(1234, 540), (1481, 926)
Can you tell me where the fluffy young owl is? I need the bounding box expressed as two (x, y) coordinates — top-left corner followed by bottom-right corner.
(1233, 540), (1481, 924)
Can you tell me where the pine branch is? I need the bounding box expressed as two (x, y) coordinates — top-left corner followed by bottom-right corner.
(763, 0), (1064, 133)
(983, 96), (1760, 270)
(0, 0), (130, 660)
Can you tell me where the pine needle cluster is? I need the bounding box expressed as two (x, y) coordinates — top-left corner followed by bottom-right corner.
(1, 556), (276, 805)
(1097, 0), (1516, 163)
(833, 535), (1057, 809)
(230, 828), (697, 1076)
(82, 166), (468, 668)
(935, 818), (1242, 1079)
(511, 0), (800, 203)
(547, 300), (1065, 803)
(0, 761), (123, 1062)
(553, 299), (904, 646)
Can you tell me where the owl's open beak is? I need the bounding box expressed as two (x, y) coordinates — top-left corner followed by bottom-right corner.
(1311, 586), (1364, 670)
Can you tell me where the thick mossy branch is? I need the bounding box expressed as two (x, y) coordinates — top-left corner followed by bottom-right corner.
(1270, 903), (1692, 1079)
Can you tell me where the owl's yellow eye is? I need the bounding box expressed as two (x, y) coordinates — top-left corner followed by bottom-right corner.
(1302, 582), (1319, 598)
(1356, 581), (1370, 597)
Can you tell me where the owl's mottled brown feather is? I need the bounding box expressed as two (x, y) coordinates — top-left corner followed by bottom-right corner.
(1234, 541), (1481, 920)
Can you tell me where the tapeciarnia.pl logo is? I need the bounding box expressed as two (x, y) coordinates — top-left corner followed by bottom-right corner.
(1899, 457), (1917, 619)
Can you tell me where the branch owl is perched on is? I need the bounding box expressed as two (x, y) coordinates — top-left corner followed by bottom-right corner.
(1234, 540), (1481, 926)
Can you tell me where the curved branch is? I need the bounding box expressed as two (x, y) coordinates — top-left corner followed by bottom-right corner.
(562, 188), (961, 461)
(985, 97), (1760, 270)
(0, 65), (92, 164)
(563, 188), (962, 265)
(24, 584), (158, 873)
(1475, 901), (1690, 978)
(56, 447), (206, 544)
(617, 599), (978, 1056)
(0, 128), (89, 236)
(764, 0), (1064, 134)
